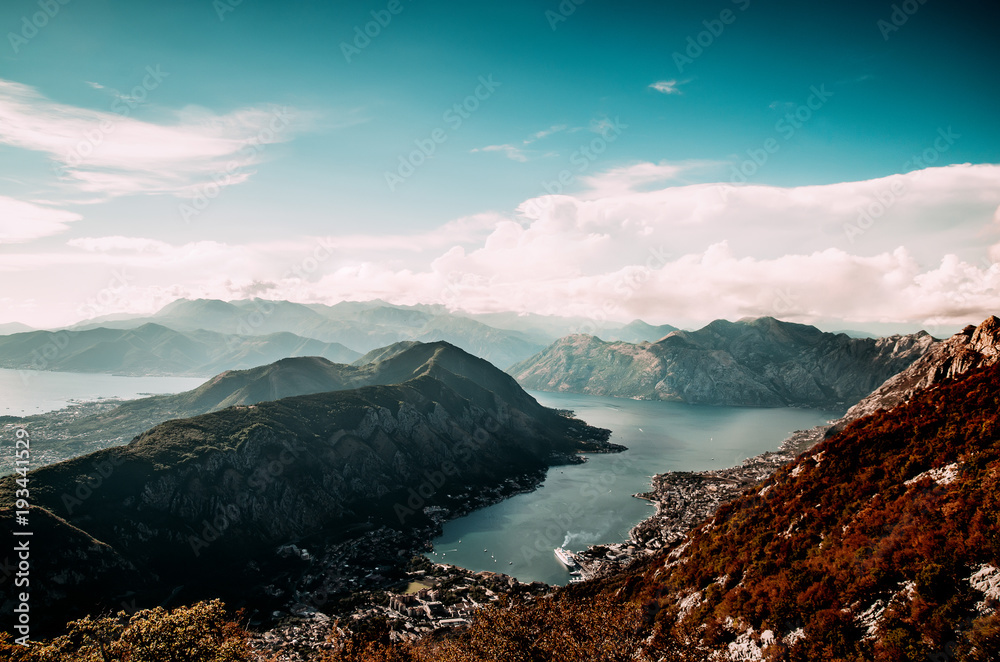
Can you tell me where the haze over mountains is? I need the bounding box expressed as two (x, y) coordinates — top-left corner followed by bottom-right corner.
(0, 298), (687, 375)
(68, 297), (591, 367)
(0, 342), (616, 631)
(0, 323), (360, 376)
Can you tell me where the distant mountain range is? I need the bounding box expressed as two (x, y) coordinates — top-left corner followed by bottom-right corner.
(509, 317), (937, 408)
(0, 342), (616, 631)
(0, 323), (360, 375)
(0, 322), (33, 335)
(596, 319), (678, 344)
(0, 299), (681, 374)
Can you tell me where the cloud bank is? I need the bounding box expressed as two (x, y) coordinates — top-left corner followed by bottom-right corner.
(12, 162), (999, 330)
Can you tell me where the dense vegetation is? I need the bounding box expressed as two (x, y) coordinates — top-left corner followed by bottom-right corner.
(0, 601), (251, 662)
(629, 362), (1000, 660)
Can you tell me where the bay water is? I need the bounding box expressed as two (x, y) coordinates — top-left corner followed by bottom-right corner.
(428, 391), (839, 585)
(0, 368), (206, 416)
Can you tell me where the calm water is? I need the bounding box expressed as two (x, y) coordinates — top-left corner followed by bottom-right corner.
(0, 368), (206, 416)
(429, 391), (840, 585)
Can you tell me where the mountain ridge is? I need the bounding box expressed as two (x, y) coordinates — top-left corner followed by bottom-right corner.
(508, 317), (936, 408)
(840, 314), (1000, 424)
(0, 342), (616, 632)
(0, 323), (360, 376)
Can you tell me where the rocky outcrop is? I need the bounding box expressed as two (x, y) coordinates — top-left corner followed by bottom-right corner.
(509, 317), (936, 408)
(840, 315), (1000, 423)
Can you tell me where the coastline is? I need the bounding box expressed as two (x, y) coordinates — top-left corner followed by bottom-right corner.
(572, 424), (831, 578)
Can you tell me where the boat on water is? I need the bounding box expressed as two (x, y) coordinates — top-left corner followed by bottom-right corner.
(554, 547), (577, 568)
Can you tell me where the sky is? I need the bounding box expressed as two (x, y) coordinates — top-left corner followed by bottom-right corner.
(0, 0), (998, 335)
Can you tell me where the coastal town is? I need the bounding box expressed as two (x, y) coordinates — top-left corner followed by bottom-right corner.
(573, 424), (829, 575)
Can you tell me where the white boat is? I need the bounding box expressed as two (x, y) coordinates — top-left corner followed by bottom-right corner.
(554, 547), (577, 568)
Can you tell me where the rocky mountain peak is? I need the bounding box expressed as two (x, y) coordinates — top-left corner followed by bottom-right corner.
(841, 314), (1000, 424)
(970, 315), (1000, 355)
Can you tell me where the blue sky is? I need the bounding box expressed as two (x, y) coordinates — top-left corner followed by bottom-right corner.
(1, 0), (999, 332)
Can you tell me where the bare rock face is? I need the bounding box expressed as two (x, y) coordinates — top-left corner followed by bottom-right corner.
(509, 318), (938, 409)
(841, 315), (1000, 423)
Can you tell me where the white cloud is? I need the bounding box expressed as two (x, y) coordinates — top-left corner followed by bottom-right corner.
(0, 196), (82, 243)
(650, 79), (684, 95)
(472, 125), (575, 161)
(526, 124), (568, 143)
(0, 78), (306, 201)
(577, 161), (713, 198)
(4, 164), (1000, 331)
(471, 143), (530, 162)
(67, 236), (173, 253)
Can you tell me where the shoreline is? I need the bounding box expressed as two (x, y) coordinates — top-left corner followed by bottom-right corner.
(571, 424), (831, 578)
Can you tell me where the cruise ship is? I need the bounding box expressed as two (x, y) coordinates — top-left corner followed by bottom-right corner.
(554, 547), (577, 568)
